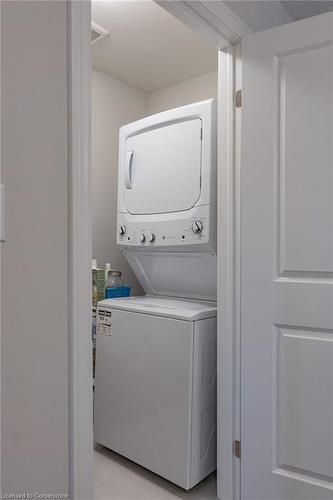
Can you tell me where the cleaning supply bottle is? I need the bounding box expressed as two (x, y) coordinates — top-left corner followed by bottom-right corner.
(92, 259), (98, 307)
(92, 259), (105, 306)
(106, 270), (123, 289)
(105, 270), (128, 298)
(105, 262), (111, 282)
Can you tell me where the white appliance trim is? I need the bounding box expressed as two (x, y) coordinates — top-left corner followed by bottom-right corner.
(69, 3), (238, 500)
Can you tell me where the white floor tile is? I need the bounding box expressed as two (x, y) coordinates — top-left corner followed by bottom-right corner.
(94, 444), (217, 500)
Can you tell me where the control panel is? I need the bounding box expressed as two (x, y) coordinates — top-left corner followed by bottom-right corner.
(117, 205), (215, 250)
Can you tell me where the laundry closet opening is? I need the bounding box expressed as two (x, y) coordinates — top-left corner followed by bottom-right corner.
(91, 2), (218, 498)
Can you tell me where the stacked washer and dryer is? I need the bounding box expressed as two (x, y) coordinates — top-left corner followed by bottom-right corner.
(94, 99), (217, 490)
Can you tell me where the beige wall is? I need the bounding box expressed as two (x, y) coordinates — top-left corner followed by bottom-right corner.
(147, 70), (218, 114)
(92, 70), (146, 295)
(1, 1), (69, 494)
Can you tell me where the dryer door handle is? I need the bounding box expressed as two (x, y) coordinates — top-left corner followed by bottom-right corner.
(125, 150), (134, 189)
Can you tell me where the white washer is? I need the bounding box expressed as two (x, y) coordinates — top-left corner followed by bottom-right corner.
(94, 296), (217, 490)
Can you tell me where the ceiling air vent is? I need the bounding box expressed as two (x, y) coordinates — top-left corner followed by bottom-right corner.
(91, 21), (109, 45)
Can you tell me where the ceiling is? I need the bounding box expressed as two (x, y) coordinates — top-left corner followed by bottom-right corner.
(91, 0), (218, 93)
(281, 1), (333, 21)
(92, 0), (333, 92)
(224, 1), (293, 31)
(225, 0), (333, 31)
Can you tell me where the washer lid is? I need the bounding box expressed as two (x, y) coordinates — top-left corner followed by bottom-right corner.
(97, 296), (217, 321)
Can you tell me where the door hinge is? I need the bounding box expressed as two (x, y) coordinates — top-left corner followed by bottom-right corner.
(235, 89), (242, 108)
(234, 440), (241, 459)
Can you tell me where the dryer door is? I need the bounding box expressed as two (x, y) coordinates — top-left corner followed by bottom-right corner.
(123, 119), (202, 215)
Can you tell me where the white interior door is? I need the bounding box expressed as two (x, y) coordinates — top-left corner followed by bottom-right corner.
(241, 12), (333, 500)
(124, 119), (202, 215)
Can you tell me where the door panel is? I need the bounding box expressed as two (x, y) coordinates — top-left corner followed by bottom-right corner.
(275, 327), (333, 480)
(276, 43), (333, 275)
(241, 12), (333, 500)
(124, 119), (202, 215)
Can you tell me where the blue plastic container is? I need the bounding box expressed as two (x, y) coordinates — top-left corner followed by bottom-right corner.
(105, 286), (131, 299)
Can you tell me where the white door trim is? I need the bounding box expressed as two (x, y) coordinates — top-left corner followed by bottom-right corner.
(68, 3), (239, 500)
(68, 2), (93, 499)
(0, 2), (2, 492)
(156, 1), (251, 48)
(217, 46), (240, 500)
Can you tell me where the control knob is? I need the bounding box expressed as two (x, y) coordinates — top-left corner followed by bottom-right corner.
(191, 220), (203, 234)
(148, 233), (155, 243)
(119, 225), (126, 235)
(139, 234), (146, 243)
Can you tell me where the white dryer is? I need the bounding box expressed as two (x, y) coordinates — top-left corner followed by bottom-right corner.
(117, 98), (217, 301)
(94, 99), (217, 489)
(117, 98), (216, 252)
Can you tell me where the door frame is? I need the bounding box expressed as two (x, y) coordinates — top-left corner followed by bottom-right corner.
(68, 2), (246, 499)
(217, 44), (242, 500)
(68, 2), (93, 499)
(0, 2), (2, 492)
